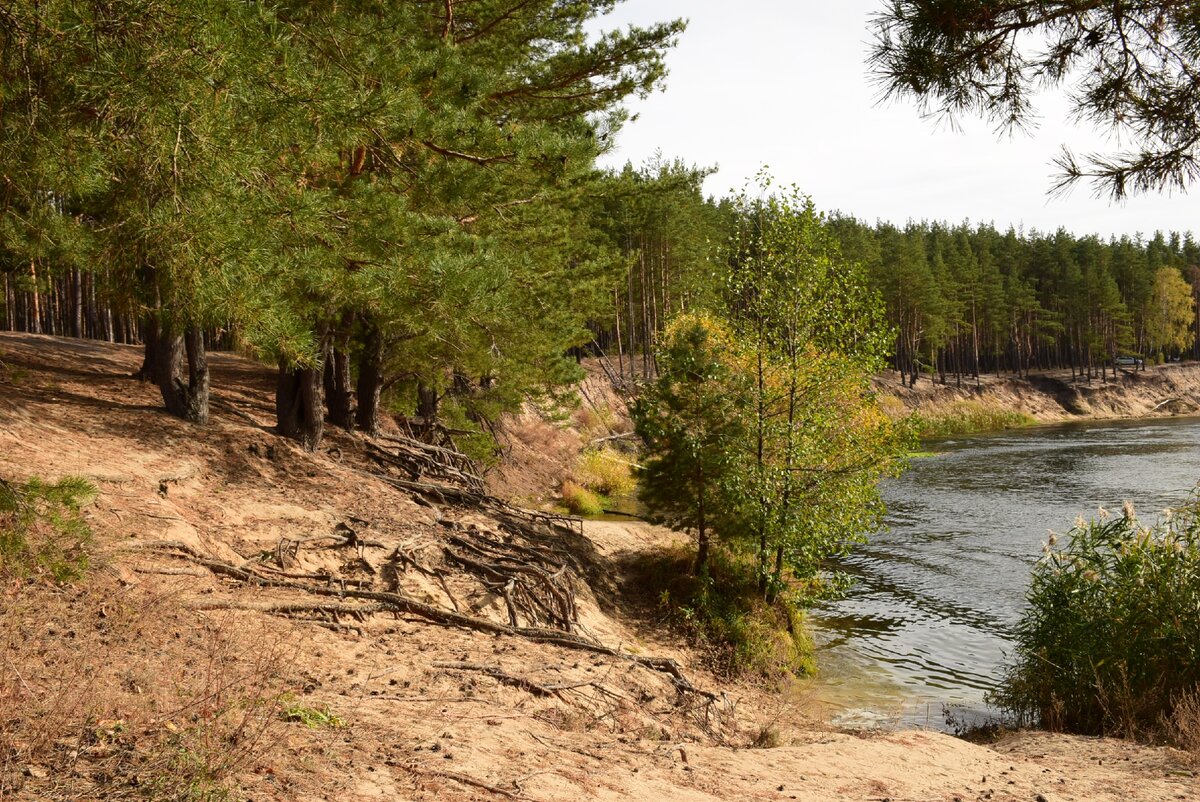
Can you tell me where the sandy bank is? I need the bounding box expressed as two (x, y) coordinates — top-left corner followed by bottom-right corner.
(1, 333), (1196, 802)
(876, 362), (1200, 425)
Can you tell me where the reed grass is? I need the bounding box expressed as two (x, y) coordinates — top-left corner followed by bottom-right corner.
(991, 500), (1200, 745)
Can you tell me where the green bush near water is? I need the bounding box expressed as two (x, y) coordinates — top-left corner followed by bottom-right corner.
(560, 480), (606, 517)
(0, 476), (95, 584)
(991, 500), (1200, 741)
(630, 545), (816, 680)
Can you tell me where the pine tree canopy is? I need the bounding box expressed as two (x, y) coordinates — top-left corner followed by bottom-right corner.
(870, 1), (1200, 198)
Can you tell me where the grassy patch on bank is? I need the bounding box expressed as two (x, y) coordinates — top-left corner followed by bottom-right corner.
(560, 480), (606, 516)
(558, 445), (638, 517)
(909, 400), (1037, 438)
(625, 544), (816, 680)
(1, 475), (302, 800)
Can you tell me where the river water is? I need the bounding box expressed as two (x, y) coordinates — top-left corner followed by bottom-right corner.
(809, 416), (1200, 730)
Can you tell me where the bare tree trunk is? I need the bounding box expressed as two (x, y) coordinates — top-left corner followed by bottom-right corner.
(72, 268), (83, 338)
(3, 272), (12, 330)
(28, 261), (41, 334)
(136, 316), (159, 381)
(416, 381), (439, 426)
(86, 270), (98, 339)
(355, 323), (385, 436)
(693, 474), (708, 577)
(156, 325), (210, 424)
(323, 342), (354, 431)
(277, 360), (324, 450)
(613, 289), (625, 383)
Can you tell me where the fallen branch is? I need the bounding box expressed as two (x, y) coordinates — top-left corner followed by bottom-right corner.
(589, 432), (638, 446)
(188, 600), (387, 621)
(432, 661), (556, 697)
(395, 762), (523, 800)
(1151, 397), (1184, 412)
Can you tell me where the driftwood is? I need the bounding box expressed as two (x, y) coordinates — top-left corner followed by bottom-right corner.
(432, 661), (557, 697)
(431, 661), (604, 699)
(589, 432), (638, 446)
(189, 599), (388, 622)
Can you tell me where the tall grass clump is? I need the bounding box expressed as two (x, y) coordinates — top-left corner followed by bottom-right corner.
(0, 476), (95, 584)
(576, 446), (637, 498)
(559, 480), (604, 517)
(991, 500), (1200, 742)
(910, 400), (1036, 438)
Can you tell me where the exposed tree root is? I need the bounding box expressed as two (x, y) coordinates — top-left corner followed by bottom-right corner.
(140, 541), (717, 701)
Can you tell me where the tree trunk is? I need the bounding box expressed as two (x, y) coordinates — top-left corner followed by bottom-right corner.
(355, 324), (385, 436)
(156, 325), (210, 424)
(416, 381), (439, 424)
(277, 361), (324, 450)
(72, 268), (83, 338)
(767, 544), (786, 604)
(323, 343), (354, 431)
(693, 470), (709, 577)
(135, 316), (159, 381)
(2, 272), (12, 330)
(28, 261), (41, 334)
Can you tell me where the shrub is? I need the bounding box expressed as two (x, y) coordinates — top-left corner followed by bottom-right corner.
(560, 480), (604, 517)
(575, 447), (637, 498)
(629, 545), (815, 680)
(0, 475), (95, 584)
(991, 501), (1200, 741)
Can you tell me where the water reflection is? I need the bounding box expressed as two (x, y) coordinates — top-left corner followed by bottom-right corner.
(809, 415), (1200, 729)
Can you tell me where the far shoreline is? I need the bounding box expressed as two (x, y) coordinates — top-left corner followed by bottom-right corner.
(876, 361), (1200, 437)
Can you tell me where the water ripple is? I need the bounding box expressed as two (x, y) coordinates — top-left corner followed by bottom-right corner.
(811, 415), (1200, 729)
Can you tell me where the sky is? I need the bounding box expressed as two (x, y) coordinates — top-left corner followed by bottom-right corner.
(593, 1), (1198, 240)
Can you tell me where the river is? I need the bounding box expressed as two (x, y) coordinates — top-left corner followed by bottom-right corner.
(809, 415), (1200, 730)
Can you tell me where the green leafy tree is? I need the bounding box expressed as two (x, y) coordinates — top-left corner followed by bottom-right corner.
(635, 183), (909, 596)
(1146, 266), (1196, 358)
(871, 1), (1200, 197)
(724, 181), (905, 600)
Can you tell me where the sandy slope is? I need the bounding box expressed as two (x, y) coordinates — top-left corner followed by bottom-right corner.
(875, 362), (1200, 423)
(0, 333), (1196, 802)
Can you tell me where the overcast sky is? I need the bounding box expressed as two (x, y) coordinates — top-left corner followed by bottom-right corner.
(594, 1), (1198, 240)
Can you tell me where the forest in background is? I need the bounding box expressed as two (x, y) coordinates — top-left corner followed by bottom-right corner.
(588, 163), (1200, 389)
